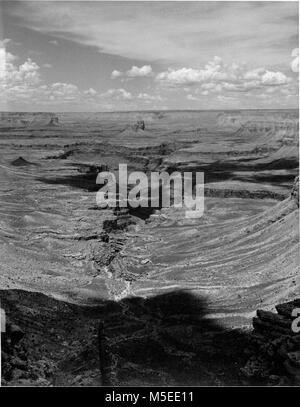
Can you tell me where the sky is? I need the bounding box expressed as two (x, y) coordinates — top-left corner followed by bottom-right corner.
(0, 1), (299, 112)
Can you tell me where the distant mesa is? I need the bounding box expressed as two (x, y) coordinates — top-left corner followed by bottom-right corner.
(121, 119), (146, 135)
(217, 113), (242, 128)
(20, 119), (30, 126)
(133, 120), (145, 132)
(0, 112), (60, 128)
(11, 157), (34, 167)
(47, 116), (59, 126)
(155, 112), (165, 119)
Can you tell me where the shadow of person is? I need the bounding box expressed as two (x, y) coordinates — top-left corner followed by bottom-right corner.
(98, 290), (250, 386)
(0, 289), (250, 386)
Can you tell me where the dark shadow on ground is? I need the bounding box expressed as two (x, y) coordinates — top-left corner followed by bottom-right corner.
(0, 288), (251, 386)
(36, 154), (299, 194)
(36, 172), (100, 192)
(166, 158), (299, 179)
(234, 172), (297, 186)
(10, 157), (40, 167)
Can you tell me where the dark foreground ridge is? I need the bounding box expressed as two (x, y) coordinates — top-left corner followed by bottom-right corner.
(1, 289), (250, 386)
(2, 289), (300, 386)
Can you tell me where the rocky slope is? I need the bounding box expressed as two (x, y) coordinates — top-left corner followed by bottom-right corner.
(242, 298), (300, 385)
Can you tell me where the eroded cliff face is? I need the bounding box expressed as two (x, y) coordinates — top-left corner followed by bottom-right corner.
(0, 112), (59, 128)
(0, 110), (298, 386)
(242, 298), (300, 385)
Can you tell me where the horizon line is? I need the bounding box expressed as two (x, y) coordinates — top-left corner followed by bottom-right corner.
(0, 108), (299, 114)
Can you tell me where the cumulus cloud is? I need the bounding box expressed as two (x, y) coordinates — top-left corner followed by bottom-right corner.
(0, 49), (6, 79)
(111, 65), (153, 80)
(157, 67), (209, 86)
(84, 87), (97, 96)
(217, 95), (238, 102)
(49, 83), (80, 100)
(137, 93), (163, 101)
(156, 56), (292, 95)
(156, 57), (228, 85)
(260, 71), (289, 85)
(243, 68), (289, 86)
(1, 36), (297, 111)
(100, 88), (133, 100)
(0, 44), (149, 109)
(1, 47), (41, 86)
(0, 44), (19, 79)
(186, 94), (198, 101)
(0, 45), (99, 107)
(127, 65), (153, 78)
(111, 70), (123, 79)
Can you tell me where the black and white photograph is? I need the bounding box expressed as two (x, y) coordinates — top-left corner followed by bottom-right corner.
(0, 0), (299, 390)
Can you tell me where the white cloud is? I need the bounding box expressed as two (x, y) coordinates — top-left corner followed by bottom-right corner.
(186, 94), (198, 101)
(84, 87), (97, 96)
(0, 45), (19, 79)
(187, 90), (209, 100)
(261, 71), (289, 85)
(238, 68), (289, 87)
(111, 69), (123, 79)
(217, 95), (238, 102)
(157, 67), (212, 86)
(111, 65), (153, 80)
(156, 57), (231, 86)
(243, 68), (265, 81)
(0, 46), (41, 85)
(137, 93), (162, 101)
(0, 39), (297, 111)
(127, 65), (153, 78)
(0, 49), (6, 79)
(0, 45), (152, 109)
(50, 82), (79, 99)
(156, 56), (293, 95)
(0, 46), (99, 107)
(101, 88), (133, 100)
